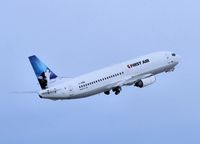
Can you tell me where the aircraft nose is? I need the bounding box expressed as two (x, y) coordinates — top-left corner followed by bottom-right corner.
(175, 54), (181, 64)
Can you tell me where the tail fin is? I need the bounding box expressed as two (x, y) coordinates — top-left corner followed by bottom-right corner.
(29, 55), (58, 90)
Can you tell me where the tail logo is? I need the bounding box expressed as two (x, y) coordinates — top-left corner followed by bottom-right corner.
(29, 55), (57, 90)
(38, 69), (57, 89)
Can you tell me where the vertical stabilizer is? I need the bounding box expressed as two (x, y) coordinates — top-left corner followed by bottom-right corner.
(29, 55), (57, 89)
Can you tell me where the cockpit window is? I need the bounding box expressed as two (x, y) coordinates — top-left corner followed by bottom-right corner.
(172, 53), (176, 56)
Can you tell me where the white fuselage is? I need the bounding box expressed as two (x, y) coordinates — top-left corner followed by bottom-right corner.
(39, 51), (181, 100)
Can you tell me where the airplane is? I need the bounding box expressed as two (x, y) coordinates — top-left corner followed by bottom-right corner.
(29, 51), (181, 100)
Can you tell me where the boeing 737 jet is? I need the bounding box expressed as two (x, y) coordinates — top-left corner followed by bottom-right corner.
(29, 51), (181, 100)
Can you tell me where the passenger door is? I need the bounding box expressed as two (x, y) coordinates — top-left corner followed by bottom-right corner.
(68, 85), (74, 96)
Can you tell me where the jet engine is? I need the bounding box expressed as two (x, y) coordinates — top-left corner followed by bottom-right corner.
(135, 76), (156, 88)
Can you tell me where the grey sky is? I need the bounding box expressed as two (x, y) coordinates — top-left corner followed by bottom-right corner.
(0, 0), (200, 144)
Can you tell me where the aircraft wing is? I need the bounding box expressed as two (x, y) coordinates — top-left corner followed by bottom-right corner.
(105, 73), (154, 90)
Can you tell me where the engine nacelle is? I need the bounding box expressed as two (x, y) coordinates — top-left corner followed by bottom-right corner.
(135, 76), (156, 88)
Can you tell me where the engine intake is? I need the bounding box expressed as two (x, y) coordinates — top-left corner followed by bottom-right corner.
(135, 76), (156, 88)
